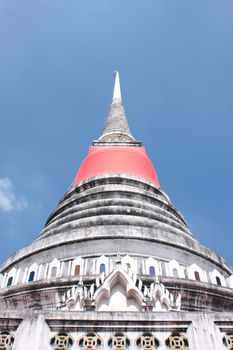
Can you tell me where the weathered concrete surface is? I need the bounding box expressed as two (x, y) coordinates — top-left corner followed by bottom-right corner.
(0, 309), (232, 350)
(0, 175), (232, 316)
(12, 312), (50, 350)
(0, 275), (233, 313)
(1, 175), (231, 276)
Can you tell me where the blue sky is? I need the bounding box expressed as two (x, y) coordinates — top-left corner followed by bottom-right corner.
(0, 0), (233, 267)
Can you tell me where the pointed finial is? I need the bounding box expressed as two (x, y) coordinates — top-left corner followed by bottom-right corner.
(112, 71), (122, 102)
(93, 71), (141, 146)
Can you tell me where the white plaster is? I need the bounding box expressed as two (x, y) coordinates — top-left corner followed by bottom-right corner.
(67, 260), (72, 276)
(203, 270), (208, 283)
(95, 265), (144, 312)
(27, 263), (39, 282)
(142, 259), (146, 275)
(109, 258), (114, 274)
(5, 267), (17, 287)
(1, 273), (7, 288)
(12, 314), (50, 350)
(112, 71), (122, 102)
(71, 257), (84, 276)
(48, 259), (61, 278)
(164, 262), (170, 277)
(122, 255), (135, 275)
(15, 268), (24, 284)
(0, 273), (3, 288)
(37, 264), (46, 280)
(44, 263), (49, 279)
(97, 283), (140, 312)
(210, 269), (226, 287)
(22, 267), (28, 284)
(168, 259), (185, 278)
(96, 256), (109, 275)
(145, 257), (161, 276)
(188, 263), (207, 282)
(83, 258), (87, 275)
(226, 275), (233, 288)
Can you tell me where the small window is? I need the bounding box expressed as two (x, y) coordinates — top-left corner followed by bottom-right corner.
(74, 265), (81, 276)
(194, 271), (200, 281)
(50, 267), (57, 278)
(126, 263), (131, 272)
(216, 276), (222, 286)
(7, 276), (13, 287)
(28, 271), (35, 282)
(149, 266), (156, 276)
(172, 268), (179, 278)
(99, 263), (105, 273)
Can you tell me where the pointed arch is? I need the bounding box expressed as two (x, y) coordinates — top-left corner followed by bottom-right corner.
(27, 262), (39, 282)
(168, 260), (185, 279)
(211, 269), (226, 287)
(5, 267), (17, 287)
(96, 256), (109, 275)
(71, 257), (84, 276)
(94, 266), (144, 312)
(151, 286), (171, 311)
(188, 263), (206, 282)
(48, 259), (61, 279)
(122, 255), (135, 275)
(145, 257), (160, 276)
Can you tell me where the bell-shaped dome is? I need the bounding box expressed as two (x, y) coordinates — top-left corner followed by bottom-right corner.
(73, 146), (160, 186)
(73, 72), (160, 187)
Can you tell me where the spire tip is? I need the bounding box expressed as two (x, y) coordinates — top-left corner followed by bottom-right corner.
(112, 71), (122, 103)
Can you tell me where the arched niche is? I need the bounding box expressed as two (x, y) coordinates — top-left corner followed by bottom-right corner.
(71, 257), (84, 276)
(211, 269), (226, 287)
(96, 256), (109, 275)
(48, 259), (61, 279)
(188, 263), (206, 282)
(122, 255), (135, 275)
(27, 263), (39, 282)
(145, 257), (160, 276)
(5, 267), (17, 287)
(95, 268), (144, 312)
(168, 259), (185, 278)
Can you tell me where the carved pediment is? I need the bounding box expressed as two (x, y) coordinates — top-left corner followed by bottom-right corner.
(94, 265), (144, 311)
(57, 261), (181, 312)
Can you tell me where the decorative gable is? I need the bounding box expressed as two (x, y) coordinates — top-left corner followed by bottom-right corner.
(57, 258), (181, 312)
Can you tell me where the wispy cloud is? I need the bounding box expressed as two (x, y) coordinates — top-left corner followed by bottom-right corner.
(0, 177), (28, 212)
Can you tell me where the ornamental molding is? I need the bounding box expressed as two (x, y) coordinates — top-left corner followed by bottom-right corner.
(57, 260), (181, 312)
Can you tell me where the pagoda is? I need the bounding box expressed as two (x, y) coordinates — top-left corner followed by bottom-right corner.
(0, 73), (233, 350)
